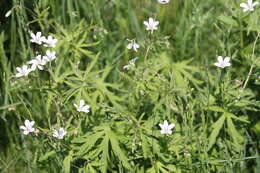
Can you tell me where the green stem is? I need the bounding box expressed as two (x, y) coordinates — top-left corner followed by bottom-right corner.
(144, 45), (151, 62)
(242, 31), (260, 90)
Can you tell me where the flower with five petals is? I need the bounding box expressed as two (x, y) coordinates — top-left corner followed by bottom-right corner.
(53, 128), (67, 139)
(126, 39), (140, 52)
(28, 55), (46, 71)
(123, 57), (138, 70)
(144, 17), (159, 34)
(20, 120), (35, 135)
(42, 35), (58, 48)
(214, 56), (231, 68)
(74, 99), (90, 113)
(43, 50), (56, 62)
(240, 0), (259, 12)
(158, 0), (170, 4)
(15, 65), (31, 77)
(30, 32), (45, 45)
(159, 120), (175, 135)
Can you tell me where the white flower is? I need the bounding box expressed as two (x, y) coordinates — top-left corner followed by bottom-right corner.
(5, 10), (12, 18)
(214, 56), (231, 68)
(126, 39), (140, 52)
(30, 32), (45, 45)
(158, 0), (170, 4)
(15, 65), (31, 77)
(159, 120), (175, 135)
(42, 35), (58, 48)
(123, 57), (138, 70)
(20, 120), (35, 135)
(240, 0), (259, 12)
(74, 99), (90, 113)
(53, 128), (67, 139)
(143, 17), (159, 33)
(43, 50), (56, 62)
(28, 55), (46, 71)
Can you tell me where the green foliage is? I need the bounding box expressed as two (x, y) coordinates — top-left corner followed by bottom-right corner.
(0, 0), (260, 172)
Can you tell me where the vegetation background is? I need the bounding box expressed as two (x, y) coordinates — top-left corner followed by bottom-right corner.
(0, 0), (260, 172)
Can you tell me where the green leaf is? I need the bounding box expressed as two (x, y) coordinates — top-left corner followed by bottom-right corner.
(225, 112), (249, 123)
(207, 115), (226, 151)
(63, 152), (73, 173)
(141, 134), (150, 158)
(100, 135), (109, 173)
(74, 132), (104, 157)
(218, 15), (238, 27)
(107, 130), (131, 170)
(226, 117), (244, 145)
(205, 106), (225, 113)
(38, 151), (56, 162)
(205, 106), (249, 123)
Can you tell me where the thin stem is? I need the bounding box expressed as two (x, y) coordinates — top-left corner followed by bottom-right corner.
(242, 31), (260, 90)
(144, 45), (151, 62)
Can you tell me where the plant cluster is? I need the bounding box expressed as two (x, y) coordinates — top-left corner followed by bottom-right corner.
(0, 0), (260, 172)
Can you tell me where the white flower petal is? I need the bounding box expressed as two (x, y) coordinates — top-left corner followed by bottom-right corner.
(36, 32), (42, 37)
(159, 123), (164, 129)
(24, 120), (31, 127)
(217, 56), (223, 63)
(82, 106), (90, 113)
(29, 127), (35, 133)
(53, 131), (59, 137)
(224, 57), (230, 63)
(30, 32), (35, 38)
(168, 123), (175, 129)
(163, 120), (169, 126)
(38, 65), (44, 70)
(240, 3), (248, 8)
(30, 121), (35, 127)
(126, 44), (132, 49)
(79, 99), (85, 107)
(16, 67), (21, 72)
(214, 62), (220, 67)
(225, 62), (231, 67)
(74, 103), (78, 109)
(20, 126), (26, 130)
(23, 130), (29, 135)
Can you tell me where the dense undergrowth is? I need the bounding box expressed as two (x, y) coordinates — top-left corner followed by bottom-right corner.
(0, 0), (260, 172)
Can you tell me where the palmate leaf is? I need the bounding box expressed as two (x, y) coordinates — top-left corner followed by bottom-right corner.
(85, 161), (103, 173)
(171, 59), (202, 90)
(147, 161), (177, 173)
(205, 106), (249, 123)
(72, 131), (104, 157)
(107, 130), (131, 170)
(64, 53), (124, 110)
(57, 20), (98, 59)
(72, 124), (131, 172)
(206, 106), (248, 151)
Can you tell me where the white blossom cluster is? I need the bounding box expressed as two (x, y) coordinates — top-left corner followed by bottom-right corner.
(15, 32), (58, 78)
(20, 119), (67, 139)
(124, 16), (160, 70)
(20, 99), (90, 139)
